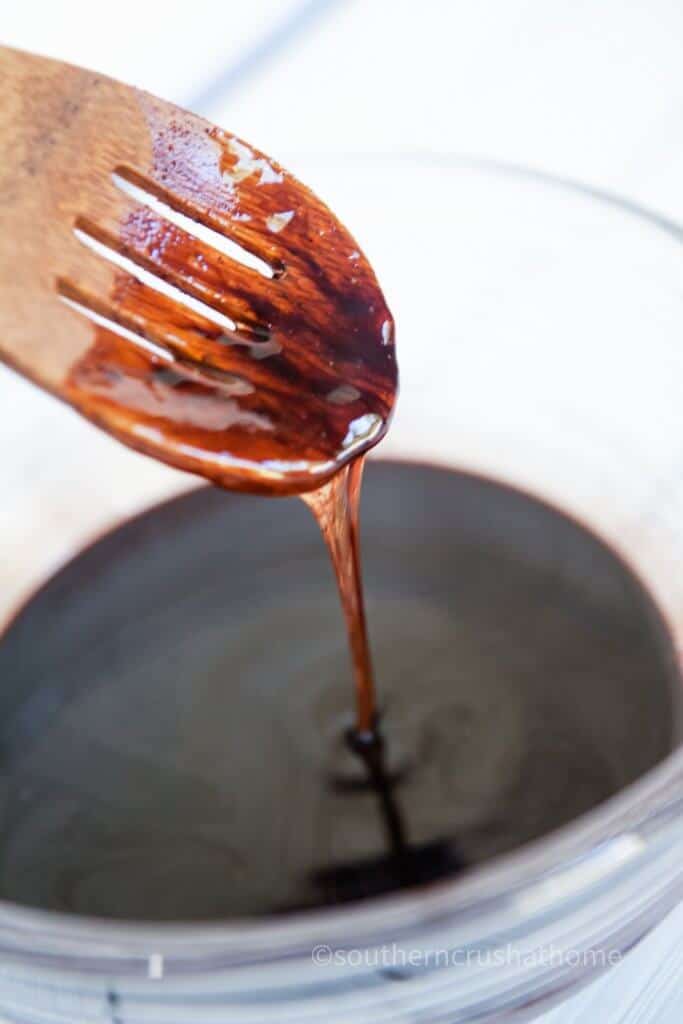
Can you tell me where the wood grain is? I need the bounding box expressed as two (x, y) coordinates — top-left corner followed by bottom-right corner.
(0, 47), (397, 494)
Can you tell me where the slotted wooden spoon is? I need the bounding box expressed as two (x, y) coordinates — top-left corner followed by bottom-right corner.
(0, 46), (397, 495)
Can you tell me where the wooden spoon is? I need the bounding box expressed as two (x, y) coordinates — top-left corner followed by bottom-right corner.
(0, 47), (397, 495)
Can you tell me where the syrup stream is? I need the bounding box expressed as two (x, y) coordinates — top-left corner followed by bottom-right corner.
(302, 457), (377, 736)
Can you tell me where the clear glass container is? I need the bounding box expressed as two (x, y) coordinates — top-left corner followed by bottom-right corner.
(2, 158), (683, 1022)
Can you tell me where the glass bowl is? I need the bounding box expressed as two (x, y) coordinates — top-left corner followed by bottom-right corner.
(2, 157), (683, 1022)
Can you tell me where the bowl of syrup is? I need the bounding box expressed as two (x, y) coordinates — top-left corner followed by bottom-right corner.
(2, 158), (683, 1022)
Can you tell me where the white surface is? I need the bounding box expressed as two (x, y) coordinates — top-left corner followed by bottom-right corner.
(208, 0), (683, 223)
(3, 3), (683, 1020)
(1, 0), (289, 105)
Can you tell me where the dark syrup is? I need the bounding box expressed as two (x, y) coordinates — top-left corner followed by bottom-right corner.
(302, 460), (377, 736)
(301, 460), (465, 900)
(4, 114), (676, 915)
(63, 281), (408, 899)
(58, 117), (405, 902)
(0, 464), (676, 919)
(64, 111), (398, 497)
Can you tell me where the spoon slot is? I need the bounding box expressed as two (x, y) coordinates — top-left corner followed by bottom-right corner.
(57, 278), (174, 362)
(57, 279), (255, 398)
(112, 166), (284, 280)
(73, 219), (242, 334)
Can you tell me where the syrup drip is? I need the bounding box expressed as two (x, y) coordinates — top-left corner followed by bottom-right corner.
(302, 457), (377, 735)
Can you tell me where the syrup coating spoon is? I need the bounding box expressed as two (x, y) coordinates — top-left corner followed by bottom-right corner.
(0, 46), (397, 495)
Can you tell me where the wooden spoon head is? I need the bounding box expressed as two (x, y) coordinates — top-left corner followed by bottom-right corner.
(0, 48), (397, 495)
